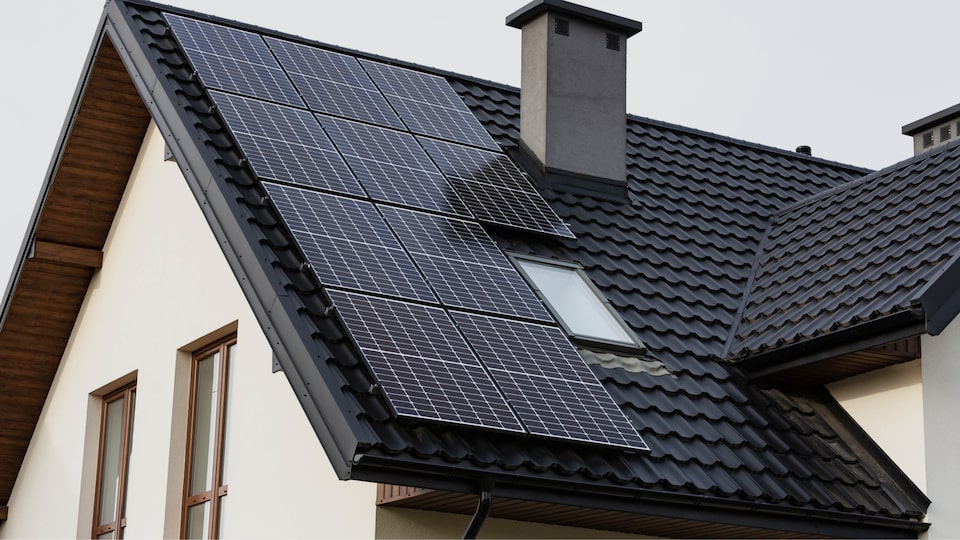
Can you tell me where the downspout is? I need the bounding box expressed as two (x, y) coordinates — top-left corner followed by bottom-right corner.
(463, 479), (494, 539)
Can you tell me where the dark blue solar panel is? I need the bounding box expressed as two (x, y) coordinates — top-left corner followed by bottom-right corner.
(211, 91), (364, 196)
(264, 38), (404, 129)
(328, 290), (525, 432)
(165, 14), (303, 107)
(264, 183), (435, 302)
(380, 207), (552, 321)
(319, 116), (470, 216)
(360, 60), (500, 151)
(452, 312), (649, 451)
(420, 138), (576, 239)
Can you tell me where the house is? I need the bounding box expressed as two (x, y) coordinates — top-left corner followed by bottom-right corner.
(2, 0), (959, 537)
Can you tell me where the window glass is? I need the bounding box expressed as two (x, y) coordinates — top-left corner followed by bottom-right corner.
(93, 383), (136, 539)
(516, 258), (635, 344)
(189, 352), (220, 496)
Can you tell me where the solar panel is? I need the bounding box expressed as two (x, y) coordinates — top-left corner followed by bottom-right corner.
(211, 91), (364, 196)
(264, 183), (436, 302)
(419, 138), (576, 239)
(264, 38), (404, 129)
(328, 290), (525, 432)
(165, 14), (303, 107)
(380, 206), (552, 321)
(360, 60), (500, 151)
(318, 115), (471, 216)
(452, 312), (649, 451)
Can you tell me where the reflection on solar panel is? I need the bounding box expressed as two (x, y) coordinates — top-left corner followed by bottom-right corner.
(211, 91), (364, 196)
(420, 138), (576, 239)
(319, 116), (470, 216)
(164, 14), (303, 107)
(381, 206), (552, 321)
(452, 312), (649, 451)
(360, 60), (500, 151)
(265, 38), (404, 129)
(264, 183), (436, 302)
(328, 290), (525, 432)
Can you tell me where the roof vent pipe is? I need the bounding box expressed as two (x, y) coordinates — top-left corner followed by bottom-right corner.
(506, 0), (641, 197)
(796, 145), (812, 156)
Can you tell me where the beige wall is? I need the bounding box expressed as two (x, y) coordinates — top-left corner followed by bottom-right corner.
(827, 359), (925, 492)
(920, 325), (960, 539)
(0, 123), (376, 538)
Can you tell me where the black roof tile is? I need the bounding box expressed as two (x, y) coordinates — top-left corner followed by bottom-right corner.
(102, 1), (932, 535)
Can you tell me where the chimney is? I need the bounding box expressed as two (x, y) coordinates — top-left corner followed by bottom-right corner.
(506, 0), (642, 198)
(902, 102), (960, 156)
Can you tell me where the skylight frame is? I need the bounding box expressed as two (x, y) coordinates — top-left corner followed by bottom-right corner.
(511, 254), (644, 350)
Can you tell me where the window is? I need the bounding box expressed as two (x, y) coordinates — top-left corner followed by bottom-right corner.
(923, 131), (935, 148)
(182, 336), (236, 539)
(92, 383), (136, 539)
(941, 125), (952, 143)
(514, 256), (642, 347)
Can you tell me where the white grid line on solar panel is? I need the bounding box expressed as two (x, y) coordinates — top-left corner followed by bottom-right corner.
(264, 37), (404, 129)
(451, 311), (648, 450)
(420, 138), (575, 238)
(490, 368), (648, 450)
(452, 179), (576, 238)
(380, 207), (553, 321)
(360, 59), (499, 150)
(165, 14), (303, 107)
(319, 116), (471, 216)
(211, 91), (364, 196)
(327, 290), (525, 432)
(264, 182), (436, 302)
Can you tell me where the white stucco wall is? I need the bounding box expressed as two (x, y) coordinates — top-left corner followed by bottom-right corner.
(0, 123), (376, 538)
(826, 359), (926, 492)
(920, 325), (960, 539)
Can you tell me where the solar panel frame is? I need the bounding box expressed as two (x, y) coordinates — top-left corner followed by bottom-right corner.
(165, 14), (304, 107)
(328, 290), (525, 432)
(419, 138), (576, 239)
(211, 91), (365, 196)
(264, 37), (405, 129)
(264, 183), (436, 302)
(452, 311), (649, 451)
(319, 115), (471, 216)
(360, 59), (500, 151)
(380, 206), (553, 321)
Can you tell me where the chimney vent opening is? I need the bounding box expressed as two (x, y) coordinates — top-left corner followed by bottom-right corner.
(555, 17), (569, 36)
(795, 145), (812, 156)
(606, 32), (621, 51)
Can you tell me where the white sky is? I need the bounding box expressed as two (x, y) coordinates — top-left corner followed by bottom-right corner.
(1, 0), (958, 294)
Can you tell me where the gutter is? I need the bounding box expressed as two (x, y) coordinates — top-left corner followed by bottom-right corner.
(353, 453), (928, 538)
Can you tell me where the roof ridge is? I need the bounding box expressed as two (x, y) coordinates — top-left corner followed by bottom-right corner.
(772, 136), (960, 218)
(627, 114), (874, 175)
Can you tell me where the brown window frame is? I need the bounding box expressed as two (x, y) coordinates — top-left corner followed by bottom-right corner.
(181, 335), (236, 539)
(92, 382), (137, 539)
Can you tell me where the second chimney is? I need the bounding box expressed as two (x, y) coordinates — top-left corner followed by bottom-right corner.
(507, 0), (642, 194)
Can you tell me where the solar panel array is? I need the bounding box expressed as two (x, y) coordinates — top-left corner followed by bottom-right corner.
(211, 91), (363, 195)
(165, 14), (303, 107)
(381, 207), (552, 321)
(319, 115), (470, 216)
(421, 139), (576, 238)
(166, 13), (645, 451)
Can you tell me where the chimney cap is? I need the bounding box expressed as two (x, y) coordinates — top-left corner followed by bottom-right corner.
(506, 0), (643, 36)
(902, 102), (960, 136)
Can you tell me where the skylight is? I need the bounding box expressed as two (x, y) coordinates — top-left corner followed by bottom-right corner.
(514, 256), (642, 347)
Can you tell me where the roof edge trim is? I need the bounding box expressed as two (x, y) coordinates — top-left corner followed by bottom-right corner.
(352, 453), (927, 537)
(917, 245), (960, 335)
(736, 310), (925, 377)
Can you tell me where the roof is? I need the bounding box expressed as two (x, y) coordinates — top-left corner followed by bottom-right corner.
(0, 0), (943, 537)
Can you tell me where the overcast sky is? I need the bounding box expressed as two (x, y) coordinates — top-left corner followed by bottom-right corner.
(2, 0), (959, 294)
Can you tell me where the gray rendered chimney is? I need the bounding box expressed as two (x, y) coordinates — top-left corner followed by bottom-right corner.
(507, 0), (642, 196)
